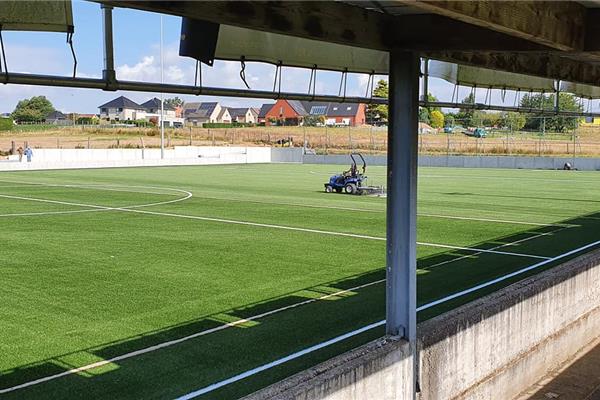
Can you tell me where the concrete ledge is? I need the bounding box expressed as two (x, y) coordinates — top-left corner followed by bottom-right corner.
(303, 154), (600, 171)
(419, 249), (600, 400)
(244, 338), (414, 400)
(244, 249), (600, 400)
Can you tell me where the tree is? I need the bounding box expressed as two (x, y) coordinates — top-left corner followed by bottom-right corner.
(419, 92), (440, 125)
(499, 112), (526, 131)
(456, 93), (475, 127)
(11, 96), (55, 123)
(445, 114), (455, 127)
(430, 110), (444, 128)
(366, 79), (388, 124)
(164, 97), (184, 109)
(419, 108), (430, 124)
(520, 93), (582, 132)
(303, 115), (325, 126)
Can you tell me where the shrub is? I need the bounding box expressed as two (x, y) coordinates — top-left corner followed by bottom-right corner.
(203, 122), (255, 128)
(0, 117), (14, 131)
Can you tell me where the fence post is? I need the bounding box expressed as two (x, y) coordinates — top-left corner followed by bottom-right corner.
(303, 125), (307, 149)
(348, 125), (352, 150)
(189, 127), (193, 146)
(370, 125), (374, 151)
(88, 136), (91, 149)
(57, 138), (60, 149)
(140, 136), (145, 159)
(11, 141), (16, 154)
(325, 125), (329, 154)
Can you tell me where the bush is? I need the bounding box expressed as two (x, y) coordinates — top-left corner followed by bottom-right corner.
(203, 122), (255, 128)
(0, 117), (14, 131)
(76, 117), (99, 125)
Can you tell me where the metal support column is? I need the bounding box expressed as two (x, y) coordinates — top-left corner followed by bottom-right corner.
(386, 49), (419, 395)
(101, 5), (117, 90)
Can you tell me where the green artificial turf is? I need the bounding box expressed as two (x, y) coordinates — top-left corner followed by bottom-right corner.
(1, 164), (599, 399)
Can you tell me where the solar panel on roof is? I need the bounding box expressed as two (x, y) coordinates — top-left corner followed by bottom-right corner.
(310, 106), (327, 115)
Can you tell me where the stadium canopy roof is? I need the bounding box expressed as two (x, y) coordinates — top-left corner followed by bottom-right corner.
(101, 0), (600, 93)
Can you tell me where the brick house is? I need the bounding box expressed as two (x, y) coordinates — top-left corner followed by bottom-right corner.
(263, 99), (366, 126)
(257, 103), (276, 124)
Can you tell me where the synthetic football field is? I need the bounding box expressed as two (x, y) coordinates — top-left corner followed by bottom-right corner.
(1, 164), (599, 400)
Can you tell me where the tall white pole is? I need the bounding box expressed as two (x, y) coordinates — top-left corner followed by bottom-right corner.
(160, 15), (165, 159)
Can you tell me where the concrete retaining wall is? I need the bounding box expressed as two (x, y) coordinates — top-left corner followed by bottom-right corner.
(244, 250), (600, 400)
(271, 147), (304, 163)
(303, 154), (600, 170)
(0, 146), (272, 171)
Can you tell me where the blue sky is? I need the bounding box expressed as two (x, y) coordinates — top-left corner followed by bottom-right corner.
(0, 1), (531, 114)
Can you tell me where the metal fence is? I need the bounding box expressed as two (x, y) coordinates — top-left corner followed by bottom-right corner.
(1, 124), (599, 158)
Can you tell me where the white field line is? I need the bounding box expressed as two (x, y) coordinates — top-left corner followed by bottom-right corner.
(177, 193), (574, 228)
(0, 209), (106, 218)
(0, 192), (548, 260)
(0, 178), (575, 228)
(175, 321), (388, 400)
(0, 185), (192, 215)
(425, 228), (565, 269)
(176, 238), (600, 400)
(417, 213), (577, 228)
(0, 279), (385, 394)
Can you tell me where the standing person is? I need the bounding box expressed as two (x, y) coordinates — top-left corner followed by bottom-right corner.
(16, 146), (23, 162)
(24, 146), (33, 162)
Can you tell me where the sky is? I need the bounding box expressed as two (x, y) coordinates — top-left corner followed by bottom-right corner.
(1, 1), (583, 115)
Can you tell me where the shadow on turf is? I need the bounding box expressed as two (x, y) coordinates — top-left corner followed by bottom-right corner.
(2, 211), (600, 399)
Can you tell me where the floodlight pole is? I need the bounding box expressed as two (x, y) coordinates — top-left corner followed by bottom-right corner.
(160, 15), (165, 159)
(386, 49), (419, 399)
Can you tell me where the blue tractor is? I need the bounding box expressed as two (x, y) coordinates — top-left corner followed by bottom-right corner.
(324, 153), (382, 195)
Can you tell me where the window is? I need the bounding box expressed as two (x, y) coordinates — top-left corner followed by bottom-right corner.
(101, 108), (107, 113)
(118, 108), (123, 112)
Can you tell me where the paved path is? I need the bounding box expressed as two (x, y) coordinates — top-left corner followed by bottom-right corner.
(516, 337), (600, 400)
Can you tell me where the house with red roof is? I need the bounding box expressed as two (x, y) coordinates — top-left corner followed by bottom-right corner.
(263, 100), (366, 126)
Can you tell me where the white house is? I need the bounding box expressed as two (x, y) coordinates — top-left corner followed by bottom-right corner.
(228, 107), (259, 124)
(98, 96), (184, 127)
(99, 96), (147, 122)
(140, 98), (184, 127)
(217, 107), (232, 124)
(183, 102), (223, 126)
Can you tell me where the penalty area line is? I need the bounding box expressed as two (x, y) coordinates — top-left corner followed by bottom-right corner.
(175, 238), (600, 400)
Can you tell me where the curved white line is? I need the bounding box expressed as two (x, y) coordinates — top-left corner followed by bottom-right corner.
(0, 183), (193, 216)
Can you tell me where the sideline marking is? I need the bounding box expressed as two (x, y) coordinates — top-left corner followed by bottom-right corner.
(0, 192), (548, 260)
(176, 238), (600, 400)
(0, 178), (574, 227)
(0, 279), (385, 394)
(175, 321), (387, 400)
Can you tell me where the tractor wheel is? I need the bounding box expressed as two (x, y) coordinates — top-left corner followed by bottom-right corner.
(344, 183), (357, 194)
(325, 185), (333, 193)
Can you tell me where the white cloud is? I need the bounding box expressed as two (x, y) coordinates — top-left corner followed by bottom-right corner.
(116, 56), (158, 81)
